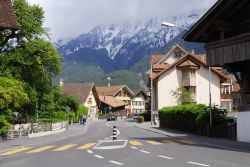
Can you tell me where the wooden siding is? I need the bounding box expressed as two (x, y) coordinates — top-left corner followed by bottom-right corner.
(206, 33), (250, 66)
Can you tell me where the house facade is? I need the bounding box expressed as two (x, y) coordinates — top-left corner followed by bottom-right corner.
(131, 89), (148, 114)
(96, 85), (134, 115)
(150, 45), (226, 111)
(62, 81), (100, 119)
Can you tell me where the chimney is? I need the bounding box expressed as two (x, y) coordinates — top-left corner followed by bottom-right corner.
(59, 78), (63, 86)
(191, 50), (195, 54)
(108, 83), (111, 87)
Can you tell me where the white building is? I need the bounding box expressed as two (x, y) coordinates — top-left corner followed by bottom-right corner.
(131, 89), (148, 114)
(150, 44), (227, 110)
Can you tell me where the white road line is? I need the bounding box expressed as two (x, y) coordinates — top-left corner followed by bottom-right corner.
(158, 155), (174, 160)
(140, 150), (150, 154)
(87, 150), (93, 154)
(130, 146), (138, 150)
(109, 160), (124, 166)
(94, 155), (104, 159)
(187, 161), (211, 167)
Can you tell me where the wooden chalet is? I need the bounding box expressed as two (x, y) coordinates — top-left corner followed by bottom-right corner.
(183, 0), (250, 142)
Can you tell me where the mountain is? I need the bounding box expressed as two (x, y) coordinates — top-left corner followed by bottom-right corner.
(56, 10), (205, 73)
(55, 10), (206, 89)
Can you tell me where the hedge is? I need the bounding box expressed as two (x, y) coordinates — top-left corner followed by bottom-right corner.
(159, 104), (228, 136)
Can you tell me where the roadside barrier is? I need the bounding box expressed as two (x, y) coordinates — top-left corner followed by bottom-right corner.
(113, 126), (117, 140)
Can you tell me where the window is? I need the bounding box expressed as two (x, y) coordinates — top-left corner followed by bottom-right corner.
(182, 70), (195, 79)
(233, 98), (241, 105)
(174, 51), (182, 59)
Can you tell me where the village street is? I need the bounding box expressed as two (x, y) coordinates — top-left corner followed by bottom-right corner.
(1, 119), (250, 167)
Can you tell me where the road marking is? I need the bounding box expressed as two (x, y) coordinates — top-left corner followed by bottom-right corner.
(0, 147), (33, 156)
(93, 140), (128, 150)
(94, 155), (104, 159)
(130, 146), (138, 150)
(129, 140), (143, 146)
(179, 139), (197, 145)
(187, 161), (211, 166)
(87, 150), (93, 154)
(27, 146), (55, 153)
(163, 140), (179, 145)
(109, 160), (124, 166)
(158, 155), (174, 160)
(146, 140), (162, 145)
(140, 150), (150, 154)
(52, 144), (76, 151)
(77, 143), (96, 150)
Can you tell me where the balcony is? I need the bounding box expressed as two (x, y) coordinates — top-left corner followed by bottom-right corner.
(181, 77), (196, 86)
(221, 94), (232, 100)
(206, 33), (250, 66)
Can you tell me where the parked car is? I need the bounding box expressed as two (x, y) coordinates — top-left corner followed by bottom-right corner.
(107, 115), (117, 121)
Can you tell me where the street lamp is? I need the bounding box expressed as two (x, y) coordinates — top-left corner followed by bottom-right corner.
(161, 21), (212, 126)
(161, 22), (190, 30)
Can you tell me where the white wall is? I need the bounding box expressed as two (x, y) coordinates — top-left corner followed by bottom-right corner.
(131, 95), (146, 113)
(84, 90), (98, 118)
(196, 66), (221, 106)
(237, 111), (250, 143)
(157, 67), (182, 109)
(156, 65), (221, 110)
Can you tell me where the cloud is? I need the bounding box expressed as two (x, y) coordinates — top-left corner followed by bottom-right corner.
(28, 0), (217, 40)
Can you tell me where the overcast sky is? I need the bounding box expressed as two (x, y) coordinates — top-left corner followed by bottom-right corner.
(28, 0), (217, 40)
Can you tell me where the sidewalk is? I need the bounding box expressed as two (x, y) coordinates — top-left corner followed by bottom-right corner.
(128, 121), (250, 153)
(0, 121), (98, 153)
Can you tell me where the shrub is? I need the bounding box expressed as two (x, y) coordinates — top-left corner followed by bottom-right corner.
(140, 112), (151, 122)
(159, 104), (227, 136)
(98, 114), (107, 119)
(53, 111), (67, 121)
(138, 116), (144, 123)
(74, 105), (88, 123)
(0, 116), (11, 135)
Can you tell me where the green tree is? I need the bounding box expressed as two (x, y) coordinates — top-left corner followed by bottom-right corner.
(0, 0), (61, 119)
(171, 87), (192, 105)
(0, 77), (29, 122)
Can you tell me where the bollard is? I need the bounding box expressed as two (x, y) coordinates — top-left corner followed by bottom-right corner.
(112, 126), (117, 140)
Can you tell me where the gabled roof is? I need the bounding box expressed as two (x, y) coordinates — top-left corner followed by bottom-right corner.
(99, 96), (127, 108)
(0, 0), (18, 29)
(153, 53), (227, 82)
(63, 83), (100, 104)
(131, 89), (148, 99)
(150, 55), (164, 65)
(96, 85), (134, 97)
(157, 43), (187, 64)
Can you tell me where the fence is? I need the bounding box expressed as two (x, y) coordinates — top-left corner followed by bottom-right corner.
(0, 121), (68, 142)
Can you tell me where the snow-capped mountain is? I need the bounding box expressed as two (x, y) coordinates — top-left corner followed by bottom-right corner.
(56, 11), (205, 72)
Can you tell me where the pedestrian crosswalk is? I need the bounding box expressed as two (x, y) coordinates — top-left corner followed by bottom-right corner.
(0, 139), (198, 157)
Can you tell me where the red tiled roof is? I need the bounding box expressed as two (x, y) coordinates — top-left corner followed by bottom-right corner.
(0, 0), (18, 29)
(232, 84), (241, 93)
(152, 53), (227, 81)
(63, 83), (99, 104)
(99, 96), (127, 108)
(150, 55), (164, 65)
(96, 85), (134, 96)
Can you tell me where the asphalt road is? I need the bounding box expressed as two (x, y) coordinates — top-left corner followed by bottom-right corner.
(0, 119), (250, 167)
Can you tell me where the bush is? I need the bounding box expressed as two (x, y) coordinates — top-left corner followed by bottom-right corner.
(138, 116), (144, 123)
(98, 114), (107, 119)
(140, 112), (151, 122)
(159, 104), (227, 136)
(74, 105), (88, 123)
(68, 111), (75, 123)
(53, 111), (67, 120)
(0, 116), (11, 135)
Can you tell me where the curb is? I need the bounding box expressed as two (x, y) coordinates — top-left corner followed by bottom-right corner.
(133, 125), (250, 153)
(28, 128), (66, 138)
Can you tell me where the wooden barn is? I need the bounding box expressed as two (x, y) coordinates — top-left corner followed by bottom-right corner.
(183, 0), (250, 142)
